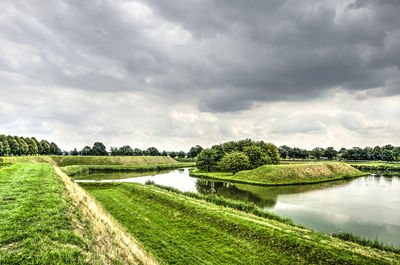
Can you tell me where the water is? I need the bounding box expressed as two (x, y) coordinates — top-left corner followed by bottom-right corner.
(75, 168), (400, 247)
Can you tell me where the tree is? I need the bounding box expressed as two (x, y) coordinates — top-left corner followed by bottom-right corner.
(382, 149), (395, 162)
(7, 136), (20, 156)
(118, 145), (134, 156)
(50, 142), (62, 155)
(25, 138), (38, 155)
(372, 146), (382, 160)
(39, 140), (50, 155)
(258, 143), (280, 164)
(90, 142), (108, 156)
(133, 148), (143, 156)
(0, 142), (4, 156)
(243, 146), (266, 169)
(278, 145), (292, 159)
(147, 147), (161, 156)
(71, 148), (79, 156)
(324, 147), (337, 160)
(218, 152), (250, 174)
(161, 150), (168, 156)
(81, 146), (92, 156)
(0, 135), (10, 156)
(177, 151), (186, 158)
(196, 149), (218, 172)
(169, 151), (177, 158)
(187, 145), (203, 158)
(311, 147), (325, 160)
(17, 137), (29, 155)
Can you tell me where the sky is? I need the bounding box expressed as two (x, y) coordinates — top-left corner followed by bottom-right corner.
(1, 0), (400, 152)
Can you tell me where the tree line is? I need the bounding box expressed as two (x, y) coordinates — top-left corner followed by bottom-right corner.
(67, 143), (204, 158)
(196, 139), (280, 173)
(278, 145), (400, 161)
(0, 134), (62, 156)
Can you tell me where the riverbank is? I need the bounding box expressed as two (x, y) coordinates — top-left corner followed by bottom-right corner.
(0, 162), (157, 264)
(190, 162), (366, 185)
(82, 182), (399, 264)
(62, 162), (194, 178)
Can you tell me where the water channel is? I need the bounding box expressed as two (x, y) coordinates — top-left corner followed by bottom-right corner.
(75, 168), (400, 247)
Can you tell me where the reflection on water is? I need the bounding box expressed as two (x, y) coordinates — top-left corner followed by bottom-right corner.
(75, 168), (400, 247)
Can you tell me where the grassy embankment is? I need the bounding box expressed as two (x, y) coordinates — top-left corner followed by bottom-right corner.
(0, 159), (159, 264)
(348, 161), (400, 172)
(82, 182), (399, 264)
(190, 162), (366, 185)
(49, 156), (194, 177)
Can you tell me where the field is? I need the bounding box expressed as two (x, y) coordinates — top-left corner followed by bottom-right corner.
(191, 162), (365, 185)
(0, 161), (157, 264)
(82, 182), (399, 264)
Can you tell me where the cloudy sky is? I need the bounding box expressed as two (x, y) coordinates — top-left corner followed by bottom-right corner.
(1, 0), (400, 151)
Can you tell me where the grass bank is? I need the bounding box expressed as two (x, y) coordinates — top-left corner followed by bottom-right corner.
(0, 162), (157, 264)
(0, 163), (88, 264)
(191, 162), (366, 185)
(81, 182), (399, 264)
(62, 163), (194, 178)
(51, 155), (178, 167)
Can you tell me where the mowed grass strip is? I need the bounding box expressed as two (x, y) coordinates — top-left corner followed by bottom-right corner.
(82, 183), (398, 265)
(191, 162), (365, 185)
(0, 163), (87, 264)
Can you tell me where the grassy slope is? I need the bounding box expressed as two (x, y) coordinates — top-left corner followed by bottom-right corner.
(51, 156), (178, 167)
(191, 162), (366, 185)
(82, 183), (399, 265)
(0, 163), (88, 264)
(0, 162), (157, 264)
(62, 163), (195, 178)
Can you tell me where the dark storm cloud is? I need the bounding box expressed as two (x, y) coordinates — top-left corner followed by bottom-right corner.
(1, 0), (400, 112)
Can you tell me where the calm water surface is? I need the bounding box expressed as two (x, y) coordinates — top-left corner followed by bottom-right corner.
(75, 168), (400, 247)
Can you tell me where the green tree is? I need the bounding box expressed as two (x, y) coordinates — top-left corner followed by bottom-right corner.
(161, 150), (168, 156)
(311, 147), (325, 160)
(187, 145), (203, 158)
(90, 142), (108, 156)
(39, 140), (51, 155)
(324, 147), (337, 160)
(196, 149), (218, 172)
(118, 145), (134, 156)
(147, 147), (161, 156)
(0, 142), (4, 156)
(218, 152), (250, 174)
(243, 146), (266, 169)
(169, 151), (177, 158)
(7, 135), (20, 156)
(81, 146), (92, 156)
(0, 135), (10, 156)
(25, 138), (38, 155)
(17, 137), (29, 155)
(71, 148), (79, 156)
(177, 151), (186, 158)
(50, 142), (62, 155)
(382, 149), (395, 162)
(133, 148), (143, 156)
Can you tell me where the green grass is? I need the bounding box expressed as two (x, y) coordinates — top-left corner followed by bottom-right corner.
(51, 155), (178, 167)
(61, 162), (195, 178)
(81, 182), (399, 265)
(191, 162), (366, 185)
(0, 163), (88, 264)
(332, 232), (400, 254)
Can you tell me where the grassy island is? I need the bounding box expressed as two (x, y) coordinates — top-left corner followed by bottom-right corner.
(190, 162), (366, 185)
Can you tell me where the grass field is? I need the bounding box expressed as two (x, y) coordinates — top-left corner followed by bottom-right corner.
(82, 182), (399, 264)
(191, 162), (366, 185)
(0, 162), (157, 264)
(0, 163), (88, 264)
